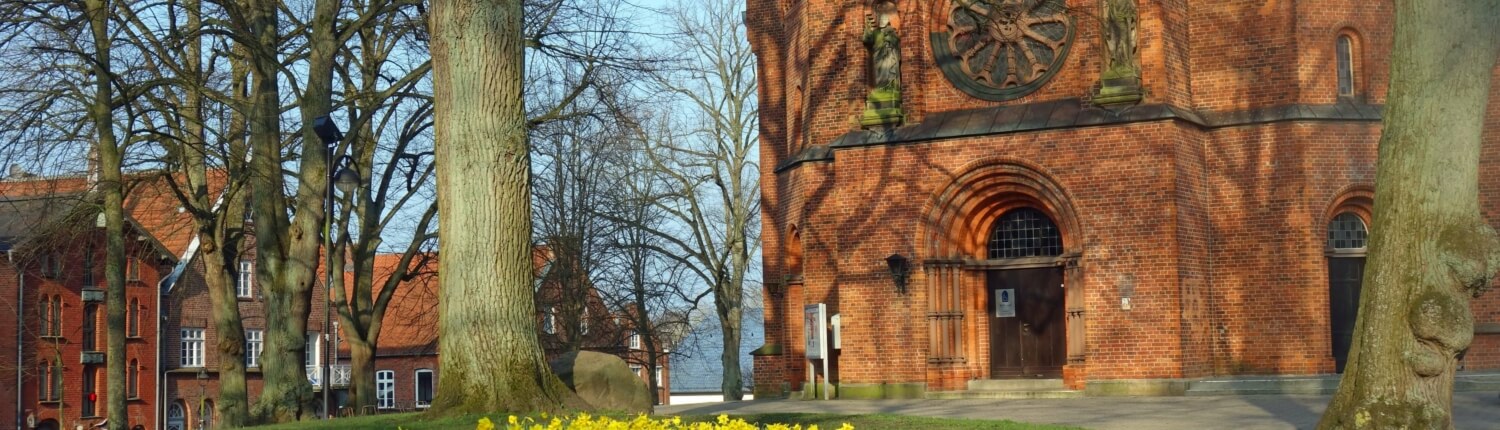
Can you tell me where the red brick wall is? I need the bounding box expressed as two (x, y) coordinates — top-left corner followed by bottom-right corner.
(752, 0), (1500, 394)
(1471, 62), (1500, 370)
(18, 231), (165, 429)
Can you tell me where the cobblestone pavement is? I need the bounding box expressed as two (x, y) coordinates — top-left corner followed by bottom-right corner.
(657, 392), (1500, 430)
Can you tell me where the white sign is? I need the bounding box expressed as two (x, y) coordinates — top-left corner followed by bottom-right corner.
(996, 289), (1016, 318)
(804, 304), (827, 359)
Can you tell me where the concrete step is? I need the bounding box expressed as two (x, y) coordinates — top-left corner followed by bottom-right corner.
(925, 389), (1084, 400)
(1186, 372), (1500, 396)
(1186, 376), (1338, 396)
(1455, 371), (1500, 392)
(967, 378), (1066, 391)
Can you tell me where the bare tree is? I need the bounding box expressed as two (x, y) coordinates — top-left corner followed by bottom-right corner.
(1317, 2), (1500, 429)
(325, 0), (437, 410)
(0, 0), (149, 427)
(633, 0), (760, 400)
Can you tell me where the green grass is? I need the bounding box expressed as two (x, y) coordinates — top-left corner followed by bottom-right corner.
(250, 412), (1083, 430)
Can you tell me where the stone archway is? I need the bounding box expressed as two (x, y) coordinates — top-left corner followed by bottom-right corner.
(918, 158), (1086, 389)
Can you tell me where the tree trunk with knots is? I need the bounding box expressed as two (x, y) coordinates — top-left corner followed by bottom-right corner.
(1317, 1), (1500, 428)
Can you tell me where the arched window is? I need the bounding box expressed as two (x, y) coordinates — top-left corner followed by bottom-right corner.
(988, 208), (1063, 259)
(49, 295), (61, 336)
(199, 400), (214, 430)
(1336, 35), (1356, 96)
(49, 361), (62, 400)
(37, 361), (50, 401)
(127, 359), (139, 398)
(1327, 212), (1368, 250)
(166, 402), (186, 430)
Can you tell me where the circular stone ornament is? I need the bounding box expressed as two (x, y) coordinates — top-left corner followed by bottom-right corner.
(932, 0), (1075, 101)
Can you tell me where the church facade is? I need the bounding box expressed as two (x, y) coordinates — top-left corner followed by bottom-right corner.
(747, 0), (1500, 397)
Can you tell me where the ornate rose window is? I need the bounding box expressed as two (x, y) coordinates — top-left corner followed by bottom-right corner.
(931, 0), (1075, 101)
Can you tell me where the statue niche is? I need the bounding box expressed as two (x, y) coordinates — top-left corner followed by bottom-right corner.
(861, 0), (904, 128)
(1092, 0), (1143, 107)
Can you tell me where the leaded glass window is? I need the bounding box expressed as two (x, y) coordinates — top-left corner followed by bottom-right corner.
(988, 208), (1063, 259)
(1337, 36), (1355, 96)
(1328, 212), (1367, 250)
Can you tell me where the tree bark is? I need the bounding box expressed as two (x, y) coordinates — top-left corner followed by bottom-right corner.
(429, 0), (582, 415)
(1317, 1), (1500, 428)
(84, 1), (128, 428)
(242, 0), (333, 420)
(184, 0), (251, 424)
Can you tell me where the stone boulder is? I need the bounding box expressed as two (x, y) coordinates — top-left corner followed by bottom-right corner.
(547, 351), (653, 414)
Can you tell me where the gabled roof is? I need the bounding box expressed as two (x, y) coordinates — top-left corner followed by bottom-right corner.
(342, 253), (440, 356)
(0, 171), (220, 259)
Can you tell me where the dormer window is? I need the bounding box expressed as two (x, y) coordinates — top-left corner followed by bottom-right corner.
(1336, 35), (1356, 97)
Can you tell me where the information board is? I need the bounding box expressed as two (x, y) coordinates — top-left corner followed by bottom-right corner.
(804, 303), (827, 359)
(996, 288), (1016, 318)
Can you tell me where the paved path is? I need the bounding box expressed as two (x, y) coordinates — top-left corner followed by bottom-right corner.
(658, 392), (1500, 430)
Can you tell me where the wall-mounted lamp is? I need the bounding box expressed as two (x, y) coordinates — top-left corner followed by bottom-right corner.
(767, 280), (785, 298)
(885, 253), (910, 294)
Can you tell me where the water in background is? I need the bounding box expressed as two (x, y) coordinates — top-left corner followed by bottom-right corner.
(668, 306), (764, 394)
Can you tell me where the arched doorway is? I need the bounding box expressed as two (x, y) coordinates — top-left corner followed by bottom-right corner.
(985, 207), (1067, 378)
(199, 399), (215, 430)
(166, 402), (185, 430)
(1326, 212), (1368, 373)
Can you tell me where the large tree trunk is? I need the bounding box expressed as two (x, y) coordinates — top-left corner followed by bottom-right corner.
(85, 1), (127, 428)
(1317, 1), (1500, 429)
(429, 0), (582, 414)
(346, 339), (376, 413)
(184, 0), (251, 424)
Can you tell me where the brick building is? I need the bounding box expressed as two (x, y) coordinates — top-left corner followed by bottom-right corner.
(0, 173), (340, 430)
(332, 253), (440, 414)
(532, 247), (674, 405)
(1, 175), (182, 430)
(748, 0), (1500, 398)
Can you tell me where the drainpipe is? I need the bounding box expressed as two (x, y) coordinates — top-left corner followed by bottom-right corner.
(11, 249), (22, 430)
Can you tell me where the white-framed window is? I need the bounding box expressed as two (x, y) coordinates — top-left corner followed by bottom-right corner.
(305, 332), (321, 368)
(181, 328), (205, 367)
(581, 307), (590, 335)
(543, 307), (556, 334)
(654, 366), (663, 387)
(629, 331), (641, 350)
(630, 365), (643, 378)
(245, 330), (264, 368)
(236, 260), (254, 298)
(414, 369), (434, 408)
(376, 370), (395, 409)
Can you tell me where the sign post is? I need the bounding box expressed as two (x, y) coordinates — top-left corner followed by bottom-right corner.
(804, 303), (829, 400)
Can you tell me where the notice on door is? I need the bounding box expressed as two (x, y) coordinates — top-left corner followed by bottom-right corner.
(996, 289), (1016, 318)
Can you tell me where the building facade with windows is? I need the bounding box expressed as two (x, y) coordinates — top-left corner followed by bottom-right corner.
(748, 0), (1500, 397)
(0, 175), (180, 430)
(0, 173), (340, 430)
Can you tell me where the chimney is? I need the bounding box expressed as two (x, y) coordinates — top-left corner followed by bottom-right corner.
(86, 147), (99, 187)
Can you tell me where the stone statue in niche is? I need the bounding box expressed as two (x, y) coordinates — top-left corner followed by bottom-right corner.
(861, 0), (904, 128)
(1093, 0), (1143, 107)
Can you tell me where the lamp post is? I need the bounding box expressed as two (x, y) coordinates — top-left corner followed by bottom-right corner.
(313, 115), (357, 419)
(195, 369), (208, 430)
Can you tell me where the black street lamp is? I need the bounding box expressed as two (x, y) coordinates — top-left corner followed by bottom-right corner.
(314, 115), (358, 419)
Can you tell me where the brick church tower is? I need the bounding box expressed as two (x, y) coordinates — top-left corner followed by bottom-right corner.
(748, 0), (1500, 398)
